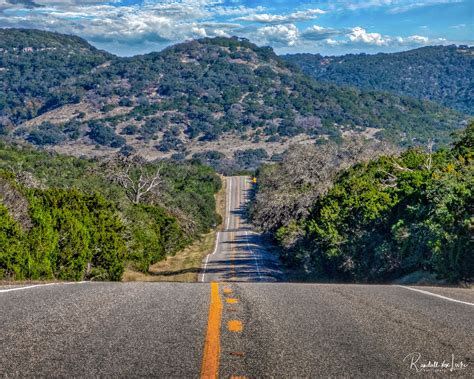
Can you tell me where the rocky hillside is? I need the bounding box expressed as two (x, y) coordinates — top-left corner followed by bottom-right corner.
(283, 45), (474, 115)
(0, 29), (467, 162)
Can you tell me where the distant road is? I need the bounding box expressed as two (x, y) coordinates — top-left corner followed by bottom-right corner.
(1, 176), (473, 377)
(200, 176), (283, 283)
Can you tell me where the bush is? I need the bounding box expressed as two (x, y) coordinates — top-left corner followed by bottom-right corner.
(27, 122), (66, 146)
(1, 186), (125, 281)
(255, 122), (474, 283)
(126, 205), (187, 272)
(88, 123), (125, 147)
(0, 144), (222, 279)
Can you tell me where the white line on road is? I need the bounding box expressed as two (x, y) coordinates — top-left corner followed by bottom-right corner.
(245, 230), (262, 281)
(396, 285), (474, 306)
(226, 177), (232, 230)
(0, 281), (86, 293)
(200, 231), (220, 283)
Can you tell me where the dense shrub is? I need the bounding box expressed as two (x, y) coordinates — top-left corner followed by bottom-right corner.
(255, 122), (474, 283)
(1, 185), (125, 280)
(88, 122), (125, 147)
(1, 29), (465, 149)
(27, 122), (66, 146)
(284, 45), (474, 114)
(0, 144), (222, 281)
(126, 205), (186, 272)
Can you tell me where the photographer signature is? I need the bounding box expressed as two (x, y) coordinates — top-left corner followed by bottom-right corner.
(403, 352), (469, 373)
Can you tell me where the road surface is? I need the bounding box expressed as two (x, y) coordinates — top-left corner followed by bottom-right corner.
(200, 176), (283, 283)
(1, 176), (473, 377)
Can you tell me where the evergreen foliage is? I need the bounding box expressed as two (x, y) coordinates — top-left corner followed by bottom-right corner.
(0, 29), (466, 149)
(0, 143), (221, 280)
(283, 45), (474, 114)
(254, 123), (474, 283)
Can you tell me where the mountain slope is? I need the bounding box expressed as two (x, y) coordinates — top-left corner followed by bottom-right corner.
(0, 29), (467, 161)
(282, 45), (474, 115)
(0, 28), (113, 124)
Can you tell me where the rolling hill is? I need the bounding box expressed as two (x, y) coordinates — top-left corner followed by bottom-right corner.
(0, 29), (467, 163)
(283, 45), (474, 115)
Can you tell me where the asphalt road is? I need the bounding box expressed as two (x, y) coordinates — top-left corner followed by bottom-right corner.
(200, 176), (283, 283)
(1, 176), (473, 377)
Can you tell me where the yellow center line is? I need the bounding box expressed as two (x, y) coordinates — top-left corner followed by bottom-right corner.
(226, 298), (238, 304)
(201, 282), (223, 379)
(227, 320), (243, 332)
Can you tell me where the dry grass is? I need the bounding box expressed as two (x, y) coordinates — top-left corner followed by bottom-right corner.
(122, 176), (226, 282)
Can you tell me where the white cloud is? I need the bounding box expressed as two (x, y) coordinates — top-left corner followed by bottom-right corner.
(191, 26), (207, 37)
(345, 27), (441, 48)
(348, 27), (387, 46)
(237, 8), (325, 24)
(334, 0), (463, 13)
(388, 0), (463, 14)
(325, 38), (339, 46)
(404, 35), (429, 44)
(0, 0), (464, 56)
(213, 5), (265, 16)
(0, 0), (244, 44)
(257, 24), (299, 46)
(212, 28), (230, 37)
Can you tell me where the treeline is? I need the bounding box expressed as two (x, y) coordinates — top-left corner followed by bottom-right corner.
(0, 142), (221, 281)
(283, 45), (474, 115)
(251, 123), (473, 283)
(191, 148), (270, 175)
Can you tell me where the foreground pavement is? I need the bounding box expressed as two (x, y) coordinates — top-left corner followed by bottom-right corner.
(1, 281), (473, 377)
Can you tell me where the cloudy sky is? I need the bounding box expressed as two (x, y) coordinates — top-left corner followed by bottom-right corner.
(0, 0), (472, 56)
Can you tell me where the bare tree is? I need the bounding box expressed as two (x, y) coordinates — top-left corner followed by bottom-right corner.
(251, 138), (397, 236)
(107, 157), (164, 204)
(424, 139), (434, 171)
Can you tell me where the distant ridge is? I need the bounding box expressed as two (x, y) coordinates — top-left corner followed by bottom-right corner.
(0, 28), (467, 161)
(283, 45), (474, 115)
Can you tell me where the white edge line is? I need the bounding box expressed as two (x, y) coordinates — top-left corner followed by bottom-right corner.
(200, 231), (220, 283)
(201, 176), (231, 282)
(396, 285), (474, 306)
(245, 230), (262, 281)
(226, 177), (232, 231)
(0, 281), (86, 293)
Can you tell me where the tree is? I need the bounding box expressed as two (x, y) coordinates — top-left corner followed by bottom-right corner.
(252, 138), (395, 233)
(110, 158), (164, 204)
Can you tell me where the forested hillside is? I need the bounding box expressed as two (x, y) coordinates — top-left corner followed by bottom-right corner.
(283, 45), (474, 115)
(0, 141), (221, 281)
(251, 122), (473, 284)
(0, 29), (466, 164)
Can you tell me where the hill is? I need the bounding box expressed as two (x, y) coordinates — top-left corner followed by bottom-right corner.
(0, 29), (467, 166)
(282, 45), (474, 115)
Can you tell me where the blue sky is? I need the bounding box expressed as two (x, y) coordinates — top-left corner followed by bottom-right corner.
(0, 0), (472, 56)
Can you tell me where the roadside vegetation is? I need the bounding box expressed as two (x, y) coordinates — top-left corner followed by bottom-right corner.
(123, 174), (226, 282)
(251, 122), (473, 284)
(0, 142), (221, 281)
